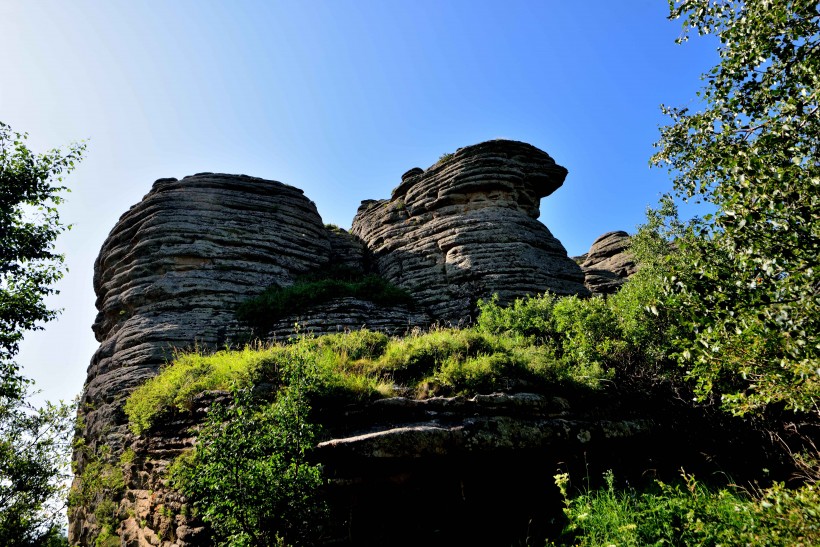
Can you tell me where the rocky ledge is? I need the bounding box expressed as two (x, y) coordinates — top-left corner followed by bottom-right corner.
(577, 230), (637, 294)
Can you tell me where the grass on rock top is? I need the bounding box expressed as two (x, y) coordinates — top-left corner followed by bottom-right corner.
(125, 293), (625, 435)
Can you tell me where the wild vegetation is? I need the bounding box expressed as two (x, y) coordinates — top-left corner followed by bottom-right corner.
(68, 444), (130, 547)
(4, 0), (817, 543)
(0, 121), (83, 545)
(550, 470), (819, 546)
(549, 0), (820, 543)
(127, 234), (818, 543)
(168, 354), (326, 547)
(125, 315), (619, 436)
(236, 265), (415, 335)
(652, 0), (819, 416)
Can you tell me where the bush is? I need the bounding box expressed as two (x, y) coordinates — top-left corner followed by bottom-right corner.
(171, 361), (326, 547)
(476, 293), (558, 342)
(477, 293), (623, 383)
(551, 470), (820, 546)
(553, 296), (625, 371)
(237, 266), (414, 333)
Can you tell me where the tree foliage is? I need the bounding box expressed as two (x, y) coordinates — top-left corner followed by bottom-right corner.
(653, 1), (820, 415)
(0, 122), (85, 389)
(0, 122), (84, 544)
(0, 394), (75, 546)
(170, 352), (326, 547)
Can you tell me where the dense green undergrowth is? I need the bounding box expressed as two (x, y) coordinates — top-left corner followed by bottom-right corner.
(550, 471), (820, 546)
(125, 321), (616, 436)
(169, 355), (326, 547)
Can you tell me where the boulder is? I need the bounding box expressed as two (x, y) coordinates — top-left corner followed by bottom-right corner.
(580, 230), (637, 294)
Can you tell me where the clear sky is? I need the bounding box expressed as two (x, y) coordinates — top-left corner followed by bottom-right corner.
(1, 1), (717, 405)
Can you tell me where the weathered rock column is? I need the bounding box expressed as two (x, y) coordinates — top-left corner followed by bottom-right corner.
(351, 140), (588, 323)
(578, 230), (637, 295)
(71, 174), (331, 545)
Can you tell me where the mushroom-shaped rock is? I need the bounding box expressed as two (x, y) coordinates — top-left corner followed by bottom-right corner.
(351, 140), (588, 322)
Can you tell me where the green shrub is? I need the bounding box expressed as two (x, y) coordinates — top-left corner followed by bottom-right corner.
(550, 471), (820, 546)
(237, 266), (414, 333)
(476, 294), (622, 385)
(170, 356), (326, 547)
(436, 151), (455, 164)
(553, 296), (625, 371)
(476, 293), (558, 342)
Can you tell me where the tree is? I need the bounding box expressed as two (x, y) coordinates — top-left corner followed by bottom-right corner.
(652, 1), (819, 416)
(0, 396), (75, 546)
(1, 122), (84, 388)
(0, 122), (85, 544)
(171, 353), (326, 547)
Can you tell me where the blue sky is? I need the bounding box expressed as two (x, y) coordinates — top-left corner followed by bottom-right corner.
(1, 1), (717, 404)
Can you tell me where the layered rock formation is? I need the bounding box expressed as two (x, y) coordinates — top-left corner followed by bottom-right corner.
(351, 140), (589, 322)
(72, 173), (333, 544)
(577, 230), (637, 294)
(268, 297), (430, 340)
(315, 391), (657, 545)
(71, 140), (618, 546)
(82, 174), (329, 435)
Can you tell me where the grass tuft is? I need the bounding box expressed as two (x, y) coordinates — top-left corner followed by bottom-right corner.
(237, 265), (414, 333)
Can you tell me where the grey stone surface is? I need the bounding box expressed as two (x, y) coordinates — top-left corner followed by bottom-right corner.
(268, 297), (431, 340)
(71, 141), (602, 545)
(72, 174), (332, 546)
(580, 230), (637, 295)
(351, 140), (589, 322)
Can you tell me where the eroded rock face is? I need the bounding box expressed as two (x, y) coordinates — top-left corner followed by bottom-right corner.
(84, 173), (330, 431)
(72, 174), (332, 545)
(268, 297), (431, 341)
(351, 140), (589, 322)
(579, 230), (637, 295)
(72, 141), (597, 545)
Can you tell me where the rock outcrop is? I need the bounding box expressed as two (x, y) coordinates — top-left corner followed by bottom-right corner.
(315, 391), (658, 545)
(72, 173), (334, 544)
(80, 173), (332, 434)
(71, 140), (618, 546)
(578, 230), (637, 294)
(268, 297), (431, 340)
(351, 140), (589, 322)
